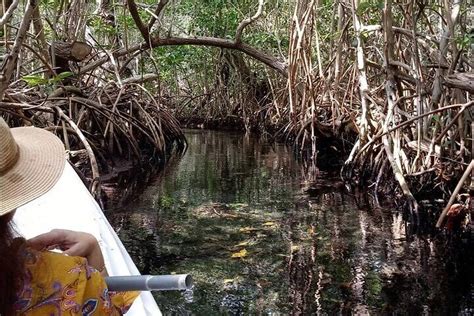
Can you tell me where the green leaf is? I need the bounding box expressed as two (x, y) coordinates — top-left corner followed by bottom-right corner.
(56, 71), (74, 80)
(21, 75), (48, 86)
(48, 72), (75, 84)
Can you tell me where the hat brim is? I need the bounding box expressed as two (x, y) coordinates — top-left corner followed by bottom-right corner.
(0, 127), (65, 215)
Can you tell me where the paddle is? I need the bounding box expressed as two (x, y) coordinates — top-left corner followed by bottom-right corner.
(105, 274), (193, 291)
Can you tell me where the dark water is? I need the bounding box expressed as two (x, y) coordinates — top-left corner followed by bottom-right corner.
(108, 130), (474, 315)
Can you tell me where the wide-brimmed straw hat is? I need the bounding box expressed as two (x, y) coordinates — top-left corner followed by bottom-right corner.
(0, 117), (65, 215)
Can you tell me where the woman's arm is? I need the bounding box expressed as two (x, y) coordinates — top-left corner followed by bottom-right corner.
(27, 229), (108, 275)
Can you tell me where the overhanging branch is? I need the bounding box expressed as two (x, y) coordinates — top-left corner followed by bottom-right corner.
(151, 36), (287, 75)
(79, 36), (287, 76)
(118, 0), (286, 76)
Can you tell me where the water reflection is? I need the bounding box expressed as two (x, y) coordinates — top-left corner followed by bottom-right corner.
(107, 130), (473, 314)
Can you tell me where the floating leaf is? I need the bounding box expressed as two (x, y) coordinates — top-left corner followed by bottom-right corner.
(231, 248), (248, 258)
(224, 279), (235, 284)
(236, 241), (250, 247)
(239, 227), (258, 233)
(262, 221), (276, 227)
(291, 245), (300, 252)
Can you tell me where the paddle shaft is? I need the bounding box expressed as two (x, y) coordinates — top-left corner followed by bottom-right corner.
(105, 274), (192, 291)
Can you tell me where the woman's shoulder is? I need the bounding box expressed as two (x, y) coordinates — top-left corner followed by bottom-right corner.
(15, 248), (105, 314)
(24, 247), (94, 280)
(29, 247), (88, 265)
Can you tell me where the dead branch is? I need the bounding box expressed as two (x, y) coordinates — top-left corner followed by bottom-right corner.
(0, 0), (37, 99)
(431, 0), (462, 105)
(126, 0), (149, 43)
(235, 0), (264, 44)
(121, 73), (159, 85)
(0, 0), (19, 27)
(54, 105), (101, 197)
(32, 5), (50, 69)
(147, 0), (169, 31)
(52, 41), (92, 62)
(443, 72), (474, 93)
(356, 100), (474, 159)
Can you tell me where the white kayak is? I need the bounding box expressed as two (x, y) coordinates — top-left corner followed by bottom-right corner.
(13, 162), (161, 316)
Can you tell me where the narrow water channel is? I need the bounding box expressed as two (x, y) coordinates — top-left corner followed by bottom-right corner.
(108, 130), (474, 315)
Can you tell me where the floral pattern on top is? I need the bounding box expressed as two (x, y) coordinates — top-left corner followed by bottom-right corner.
(14, 248), (139, 315)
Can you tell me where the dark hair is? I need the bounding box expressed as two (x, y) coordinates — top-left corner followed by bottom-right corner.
(0, 213), (24, 315)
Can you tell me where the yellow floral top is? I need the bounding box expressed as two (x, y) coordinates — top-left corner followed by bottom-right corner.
(14, 248), (139, 315)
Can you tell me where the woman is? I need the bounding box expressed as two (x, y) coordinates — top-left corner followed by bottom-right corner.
(0, 117), (137, 315)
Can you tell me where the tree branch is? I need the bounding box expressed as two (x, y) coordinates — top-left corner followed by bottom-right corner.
(355, 100), (474, 159)
(235, 0), (264, 44)
(79, 36), (287, 76)
(0, 0), (37, 99)
(122, 73), (159, 84)
(152, 36), (287, 75)
(436, 159), (474, 228)
(431, 0), (462, 105)
(119, 0), (284, 78)
(0, 0), (20, 27)
(32, 5), (51, 72)
(443, 72), (474, 93)
(147, 0), (169, 32)
(126, 0), (149, 43)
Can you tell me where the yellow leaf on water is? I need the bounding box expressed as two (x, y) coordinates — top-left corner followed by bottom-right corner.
(239, 227), (257, 233)
(291, 245), (300, 252)
(236, 241), (250, 247)
(231, 248), (248, 258)
(224, 279), (235, 284)
(263, 221), (276, 227)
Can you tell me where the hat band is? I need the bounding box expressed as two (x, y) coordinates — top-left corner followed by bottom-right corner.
(0, 143), (20, 175)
